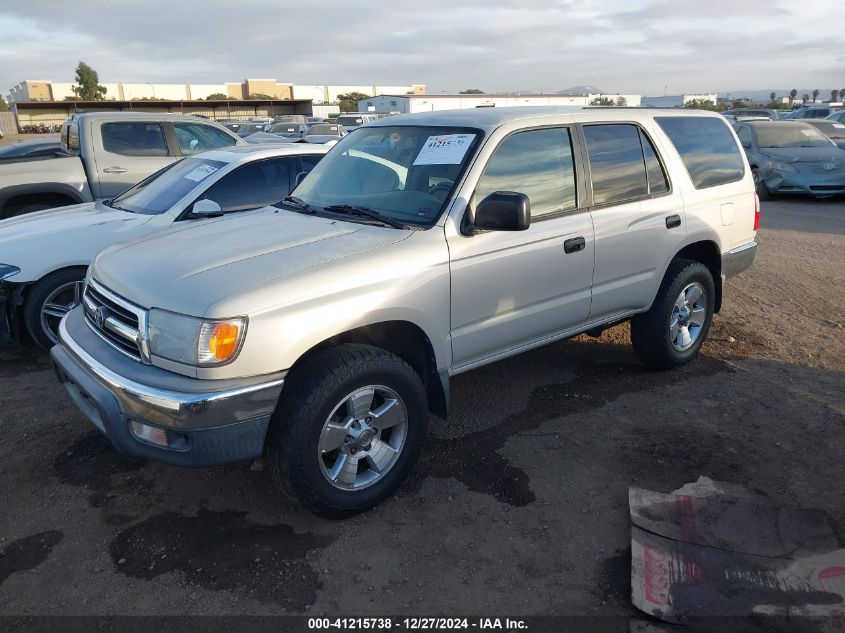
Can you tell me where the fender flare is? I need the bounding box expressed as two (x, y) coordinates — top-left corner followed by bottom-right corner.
(0, 182), (87, 211)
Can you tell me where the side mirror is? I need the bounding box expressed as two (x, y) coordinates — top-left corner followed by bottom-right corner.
(192, 199), (223, 217)
(470, 192), (530, 233)
(294, 171), (309, 187)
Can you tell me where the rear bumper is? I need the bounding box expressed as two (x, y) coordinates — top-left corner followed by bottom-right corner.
(51, 307), (285, 467)
(722, 242), (757, 279)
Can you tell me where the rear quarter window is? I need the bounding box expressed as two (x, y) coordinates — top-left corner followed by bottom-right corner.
(655, 116), (745, 189)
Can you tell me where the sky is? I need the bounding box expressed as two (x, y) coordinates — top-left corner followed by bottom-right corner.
(1, 0), (843, 97)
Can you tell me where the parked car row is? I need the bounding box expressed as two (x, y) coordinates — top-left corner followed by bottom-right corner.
(733, 119), (845, 199)
(2, 106), (759, 518)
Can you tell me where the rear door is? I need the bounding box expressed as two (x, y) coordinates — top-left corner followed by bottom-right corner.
(579, 122), (686, 320)
(93, 121), (175, 199)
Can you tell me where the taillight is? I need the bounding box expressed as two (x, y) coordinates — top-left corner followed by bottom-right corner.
(753, 192), (760, 231)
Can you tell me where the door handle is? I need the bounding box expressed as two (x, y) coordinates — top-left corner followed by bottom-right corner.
(103, 166), (127, 174)
(665, 214), (682, 229)
(564, 236), (586, 254)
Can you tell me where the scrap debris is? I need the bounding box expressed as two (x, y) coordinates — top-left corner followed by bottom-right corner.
(629, 477), (845, 625)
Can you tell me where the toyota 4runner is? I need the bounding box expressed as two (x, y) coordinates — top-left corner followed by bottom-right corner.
(50, 107), (758, 517)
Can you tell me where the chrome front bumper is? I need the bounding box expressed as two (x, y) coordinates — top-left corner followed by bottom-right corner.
(722, 241), (757, 279)
(51, 307), (285, 466)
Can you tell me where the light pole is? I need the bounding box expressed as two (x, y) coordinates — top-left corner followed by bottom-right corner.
(147, 83), (156, 99)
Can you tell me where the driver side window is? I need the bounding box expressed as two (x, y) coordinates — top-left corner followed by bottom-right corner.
(201, 158), (293, 212)
(474, 127), (577, 219)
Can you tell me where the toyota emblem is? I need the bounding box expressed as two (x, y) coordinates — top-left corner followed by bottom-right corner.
(94, 306), (108, 328)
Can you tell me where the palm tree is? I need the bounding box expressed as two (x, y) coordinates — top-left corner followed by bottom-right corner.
(833, 90), (841, 103)
(802, 94), (810, 103)
(769, 91), (776, 105)
(812, 88), (819, 103)
(789, 88), (798, 104)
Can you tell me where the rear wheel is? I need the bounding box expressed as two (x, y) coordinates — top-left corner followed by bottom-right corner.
(23, 268), (86, 349)
(267, 344), (428, 518)
(631, 259), (715, 369)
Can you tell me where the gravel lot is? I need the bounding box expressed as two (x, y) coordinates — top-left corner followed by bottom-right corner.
(0, 192), (843, 622)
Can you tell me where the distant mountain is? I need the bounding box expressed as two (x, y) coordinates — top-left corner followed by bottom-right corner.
(556, 85), (603, 95)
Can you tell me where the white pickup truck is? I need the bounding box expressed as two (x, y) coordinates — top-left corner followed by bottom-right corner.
(0, 112), (242, 219)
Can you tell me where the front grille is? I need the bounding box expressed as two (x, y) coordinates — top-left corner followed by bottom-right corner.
(82, 281), (146, 361)
(809, 185), (845, 191)
(805, 164), (844, 174)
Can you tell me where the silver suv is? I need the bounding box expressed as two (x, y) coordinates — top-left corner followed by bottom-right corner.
(50, 107), (758, 517)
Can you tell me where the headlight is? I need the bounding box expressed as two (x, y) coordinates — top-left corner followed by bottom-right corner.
(147, 308), (246, 366)
(0, 264), (21, 281)
(768, 159), (795, 172)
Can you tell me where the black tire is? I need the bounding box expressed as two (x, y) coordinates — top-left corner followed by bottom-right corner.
(267, 343), (429, 518)
(631, 259), (715, 369)
(752, 167), (770, 201)
(23, 268), (86, 350)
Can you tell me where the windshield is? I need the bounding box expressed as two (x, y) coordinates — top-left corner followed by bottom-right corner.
(290, 125), (481, 227)
(110, 158), (227, 215)
(756, 125), (835, 148)
(337, 116), (365, 127)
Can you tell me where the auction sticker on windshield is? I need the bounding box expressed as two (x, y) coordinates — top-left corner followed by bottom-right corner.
(413, 134), (475, 165)
(184, 164), (220, 182)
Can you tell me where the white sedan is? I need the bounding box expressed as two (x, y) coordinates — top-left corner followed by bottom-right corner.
(0, 143), (329, 348)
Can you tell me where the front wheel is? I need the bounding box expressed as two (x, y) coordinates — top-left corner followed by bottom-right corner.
(267, 344), (429, 518)
(631, 259), (715, 369)
(752, 167), (771, 201)
(23, 268), (87, 349)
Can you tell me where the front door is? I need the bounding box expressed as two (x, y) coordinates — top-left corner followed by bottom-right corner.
(94, 121), (175, 199)
(447, 126), (595, 369)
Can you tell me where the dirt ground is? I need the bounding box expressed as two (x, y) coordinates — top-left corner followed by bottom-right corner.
(0, 195), (843, 624)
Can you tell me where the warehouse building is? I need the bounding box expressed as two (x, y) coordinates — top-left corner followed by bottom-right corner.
(8, 79), (426, 105)
(357, 92), (642, 114)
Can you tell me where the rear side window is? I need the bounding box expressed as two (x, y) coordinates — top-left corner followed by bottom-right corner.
(102, 122), (168, 156)
(475, 127), (577, 218)
(656, 117), (745, 189)
(173, 122), (238, 155)
(639, 129), (669, 195)
(583, 124), (649, 205)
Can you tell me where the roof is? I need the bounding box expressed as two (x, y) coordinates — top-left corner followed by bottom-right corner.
(198, 143), (329, 163)
(69, 111), (211, 121)
(367, 106), (725, 132)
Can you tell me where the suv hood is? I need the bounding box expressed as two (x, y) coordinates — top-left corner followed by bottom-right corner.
(92, 209), (412, 315)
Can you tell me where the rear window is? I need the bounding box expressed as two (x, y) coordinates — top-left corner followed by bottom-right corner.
(656, 117), (745, 189)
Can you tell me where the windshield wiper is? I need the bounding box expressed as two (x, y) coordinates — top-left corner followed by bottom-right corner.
(278, 195), (317, 214)
(323, 204), (406, 229)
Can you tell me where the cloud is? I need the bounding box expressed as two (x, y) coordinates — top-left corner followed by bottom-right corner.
(1, 0), (843, 96)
